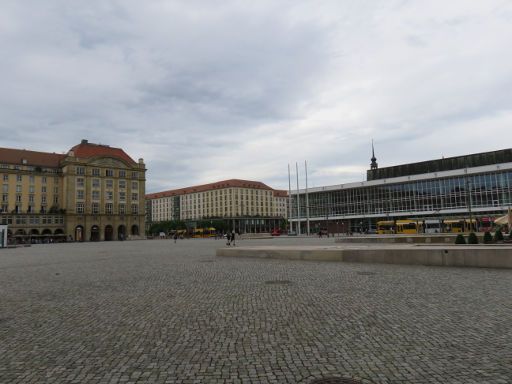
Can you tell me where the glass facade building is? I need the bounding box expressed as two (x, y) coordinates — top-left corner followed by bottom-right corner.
(290, 149), (512, 233)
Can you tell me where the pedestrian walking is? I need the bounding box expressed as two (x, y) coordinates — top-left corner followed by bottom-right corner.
(226, 233), (231, 246)
(231, 231), (236, 246)
(173, 233), (178, 243)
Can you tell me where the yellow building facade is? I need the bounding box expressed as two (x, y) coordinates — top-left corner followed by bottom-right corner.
(0, 140), (146, 243)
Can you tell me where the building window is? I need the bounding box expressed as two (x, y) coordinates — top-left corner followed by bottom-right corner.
(131, 193), (138, 201)
(105, 203), (113, 214)
(92, 191), (100, 200)
(2, 174), (8, 181)
(92, 168), (100, 176)
(119, 204), (126, 214)
(42, 176), (46, 184)
(2, 184), (7, 193)
(131, 172), (138, 179)
(92, 202), (99, 214)
(76, 177), (85, 188)
(53, 195), (58, 204)
(105, 169), (114, 177)
(106, 179), (113, 189)
(29, 175), (35, 184)
(76, 202), (84, 214)
(119, 191), (126, 201)
(29, 186), (35, 193)
(106, 191), (113, 201)
(41, 186), (47, 193)
(2, 194), (7, 202)
(119, 170), (126, 178)
(54, 187), (58, 194)
(131, 204), (138, 214)
(76, 166), (85, 175)
(29, 195), (34, 203)
(131, 181), (138, 190)
(92, 178), (100, 188)
(16, 175), (22, 182)
(76, 190), (84, 200)
(41, 195), (47, 204)
(16, 195), (22, 202)
(16, 185), (22, 193)
(119, 180), (126, 189)
(27, 205), (33, 213)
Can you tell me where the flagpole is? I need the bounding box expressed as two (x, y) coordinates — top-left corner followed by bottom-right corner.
(296, 162), (301, 235)
(288, 164), (292, 234)
(305, 160), (310, 236)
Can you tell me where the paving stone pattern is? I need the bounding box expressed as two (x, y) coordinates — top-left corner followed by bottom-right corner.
(0, 238), (511, 384)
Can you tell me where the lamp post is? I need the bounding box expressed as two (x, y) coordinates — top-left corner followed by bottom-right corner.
(464, 160), (474, 232)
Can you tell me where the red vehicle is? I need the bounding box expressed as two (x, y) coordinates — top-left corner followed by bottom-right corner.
(479, 217), (494, 232)
(271, 228), (281, 236)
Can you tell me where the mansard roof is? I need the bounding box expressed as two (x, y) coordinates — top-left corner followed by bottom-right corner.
(146, 179), (287, 199)
(69, 140), (136, 165)
(0, 147), (66, 168)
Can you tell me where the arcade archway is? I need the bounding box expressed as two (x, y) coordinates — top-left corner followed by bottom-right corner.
(75, 225), (84, 242)
(118, 225), (126, 240)
(104, 225), (113, 241)
(91, 225), (100, 242)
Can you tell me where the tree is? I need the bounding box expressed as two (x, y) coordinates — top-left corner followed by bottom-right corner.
(483, 231), (493, 244)
(467, 232), (478, 244)
(455, 234), (466, 244)
(494, 229), (504, 242)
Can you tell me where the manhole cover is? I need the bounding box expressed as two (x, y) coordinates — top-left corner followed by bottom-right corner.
(357, 271), (376, 276)
(265, 280), (292, 285)
(309, 378), (363, 384)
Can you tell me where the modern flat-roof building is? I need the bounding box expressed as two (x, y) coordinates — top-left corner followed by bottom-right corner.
(146, 179), (288, 233)
(290, 148), (512, 233)
(0, 140), (146, 242)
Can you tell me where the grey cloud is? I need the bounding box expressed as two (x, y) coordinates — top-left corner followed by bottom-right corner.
(0, 0), (511, 192)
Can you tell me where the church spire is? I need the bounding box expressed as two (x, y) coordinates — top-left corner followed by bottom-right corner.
(370, 139), (378, 170)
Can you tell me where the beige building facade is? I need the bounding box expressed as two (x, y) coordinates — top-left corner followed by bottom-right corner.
(0, 140), (146, 243)
(146, 179), (288, 233)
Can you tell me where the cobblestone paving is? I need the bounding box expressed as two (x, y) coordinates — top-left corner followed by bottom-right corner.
(1, 237), (511, 384)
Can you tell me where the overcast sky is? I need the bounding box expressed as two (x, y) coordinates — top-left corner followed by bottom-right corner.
(1, 1), (512, 192)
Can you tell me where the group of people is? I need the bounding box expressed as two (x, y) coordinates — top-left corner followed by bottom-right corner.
(226, 231), (236, 246)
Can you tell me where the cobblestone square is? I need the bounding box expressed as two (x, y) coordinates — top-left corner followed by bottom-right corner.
(1, 238), (511, 383)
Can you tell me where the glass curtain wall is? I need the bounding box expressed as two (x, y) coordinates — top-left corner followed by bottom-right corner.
(291, 171), (512, 219)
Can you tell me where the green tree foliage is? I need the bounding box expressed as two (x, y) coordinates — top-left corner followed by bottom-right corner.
(149, 220), (187, 235)
(467, 232), (478, 244)
(483, 231), (493, 244)
(455, 234), (466, 244)
(494, 229), (504, 242)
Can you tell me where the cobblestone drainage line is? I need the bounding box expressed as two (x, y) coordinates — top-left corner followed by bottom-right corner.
(309, 378), (364, 384)
(357, 271), (377, 276)
(265, 280), (292, 285)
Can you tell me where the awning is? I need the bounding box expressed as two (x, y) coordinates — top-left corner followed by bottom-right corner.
(494, 208), (512, 225)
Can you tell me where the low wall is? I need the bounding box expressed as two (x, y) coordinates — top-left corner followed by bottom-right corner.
(335, 235), (461, 244)
(216, 245), (512, 269)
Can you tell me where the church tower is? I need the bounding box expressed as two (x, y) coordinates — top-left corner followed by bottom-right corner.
(370, 140), (378, 170)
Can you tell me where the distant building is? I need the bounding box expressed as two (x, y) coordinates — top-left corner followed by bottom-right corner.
(146, 179), (288, 233)
(290, 148), (512, 233)
(0, 140), (146, 242)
